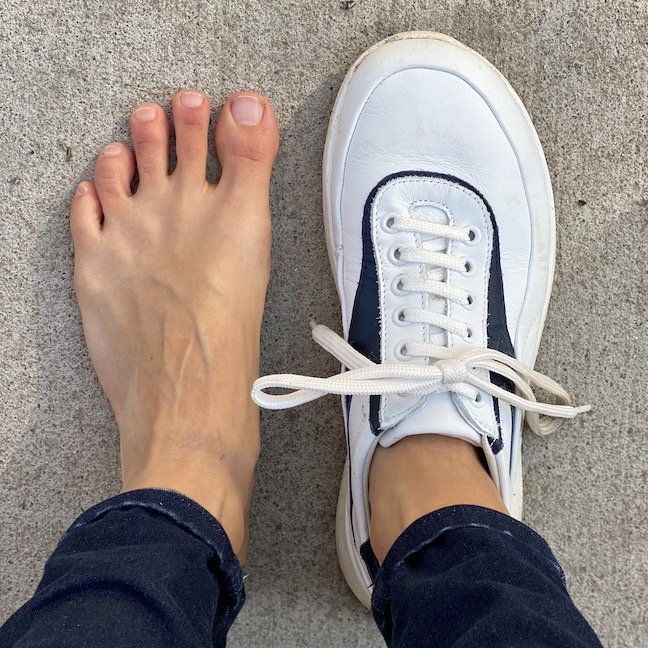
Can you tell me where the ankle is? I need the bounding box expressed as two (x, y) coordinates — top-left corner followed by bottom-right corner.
(122, 449), (257, 561)
(369, 435), (508, 562)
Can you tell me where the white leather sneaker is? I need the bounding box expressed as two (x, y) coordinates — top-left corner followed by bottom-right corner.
(253, 32), (589, 608)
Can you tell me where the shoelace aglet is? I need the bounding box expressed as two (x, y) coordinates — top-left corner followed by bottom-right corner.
(309, 318), (318, 331)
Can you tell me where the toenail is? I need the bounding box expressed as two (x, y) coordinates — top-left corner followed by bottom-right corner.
(133, 106), (157, 122)
(74, 183), (88, 197)
(102, 144), (121, 157)
(180, 91), (204, 108)
(231, 95), (264, 126)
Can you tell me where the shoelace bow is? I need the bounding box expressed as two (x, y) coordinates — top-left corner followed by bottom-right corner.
(252, 214), (590, 436)
(252, 323), (590, 437)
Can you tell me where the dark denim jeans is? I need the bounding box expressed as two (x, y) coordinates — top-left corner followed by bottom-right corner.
(0, 490), (602, 647)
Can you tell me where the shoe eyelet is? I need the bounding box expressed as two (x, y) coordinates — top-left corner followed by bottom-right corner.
(466, 227), (481, 245)
(387, 244), (406, 265)
(392, 308), (409, 326)
(473, 391), (485, 407)
(464, 327), (476, 342)
(462, 259), (475, 276)
(391, 275), (408, 296)
(380, 213), (397, 234)
(394, 342), (412, 361)
(463, 294), (477, 310)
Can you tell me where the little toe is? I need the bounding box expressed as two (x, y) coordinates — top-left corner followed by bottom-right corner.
(93, 142), (135, 212)
(215, 91), (279, 201)
(69, 181), (102, 246)
(130, 103), (170, 190)
(171, 90), (211, 184)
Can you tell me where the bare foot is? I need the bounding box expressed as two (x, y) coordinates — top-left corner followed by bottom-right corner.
(69, 90), (279, 561)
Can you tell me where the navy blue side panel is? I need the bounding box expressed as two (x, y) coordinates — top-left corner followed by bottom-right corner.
(489, 408), (505, 454)
(347, 189), (381, 366)
(509, 407), (520, 471)
(347, 176), (391, 435)
(360, 539), (380, 581)
(344, 394), (356, 544)
(344, 394), (352, 419)
(485, 201), (514, 452)
(483, 211), (515, 360)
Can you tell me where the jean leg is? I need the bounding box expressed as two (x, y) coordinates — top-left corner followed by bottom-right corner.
(371, 505), (602, 648)
(0, 489), (244, 648)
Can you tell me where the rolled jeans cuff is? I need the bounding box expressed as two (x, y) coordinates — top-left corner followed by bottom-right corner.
(65, 488), (245, 629)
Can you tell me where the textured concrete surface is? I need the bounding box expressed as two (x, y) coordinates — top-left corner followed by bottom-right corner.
(0, 0), (646, 645)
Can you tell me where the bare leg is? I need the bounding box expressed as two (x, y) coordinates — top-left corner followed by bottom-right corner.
(369, 436), (508, 561)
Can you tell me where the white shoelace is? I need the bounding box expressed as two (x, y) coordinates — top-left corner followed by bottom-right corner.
(388, 214), (476, 340)
(252, 323), (590, 437)
(252, 213), (590, 436)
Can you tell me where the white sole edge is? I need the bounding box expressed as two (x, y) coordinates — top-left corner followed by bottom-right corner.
(335, 462), (373, 609)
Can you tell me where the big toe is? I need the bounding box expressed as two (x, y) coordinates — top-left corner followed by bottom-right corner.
(215, 92), (279, 200)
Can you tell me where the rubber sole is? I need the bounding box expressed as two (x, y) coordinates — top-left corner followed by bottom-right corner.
(335, 462), (374, 608)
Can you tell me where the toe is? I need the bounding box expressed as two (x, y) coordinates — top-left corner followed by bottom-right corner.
(130, 103), (169, 189)
(215, 91), (279, 198)
(70, 181), (102, 246)
(171, 90), (211, 184)
(94, 142), (135, 209)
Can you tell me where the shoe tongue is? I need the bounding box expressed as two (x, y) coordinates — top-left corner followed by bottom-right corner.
(383, 203), (480, 446)
(379, 392), (483, 448)
(411, 203), (449, 347)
